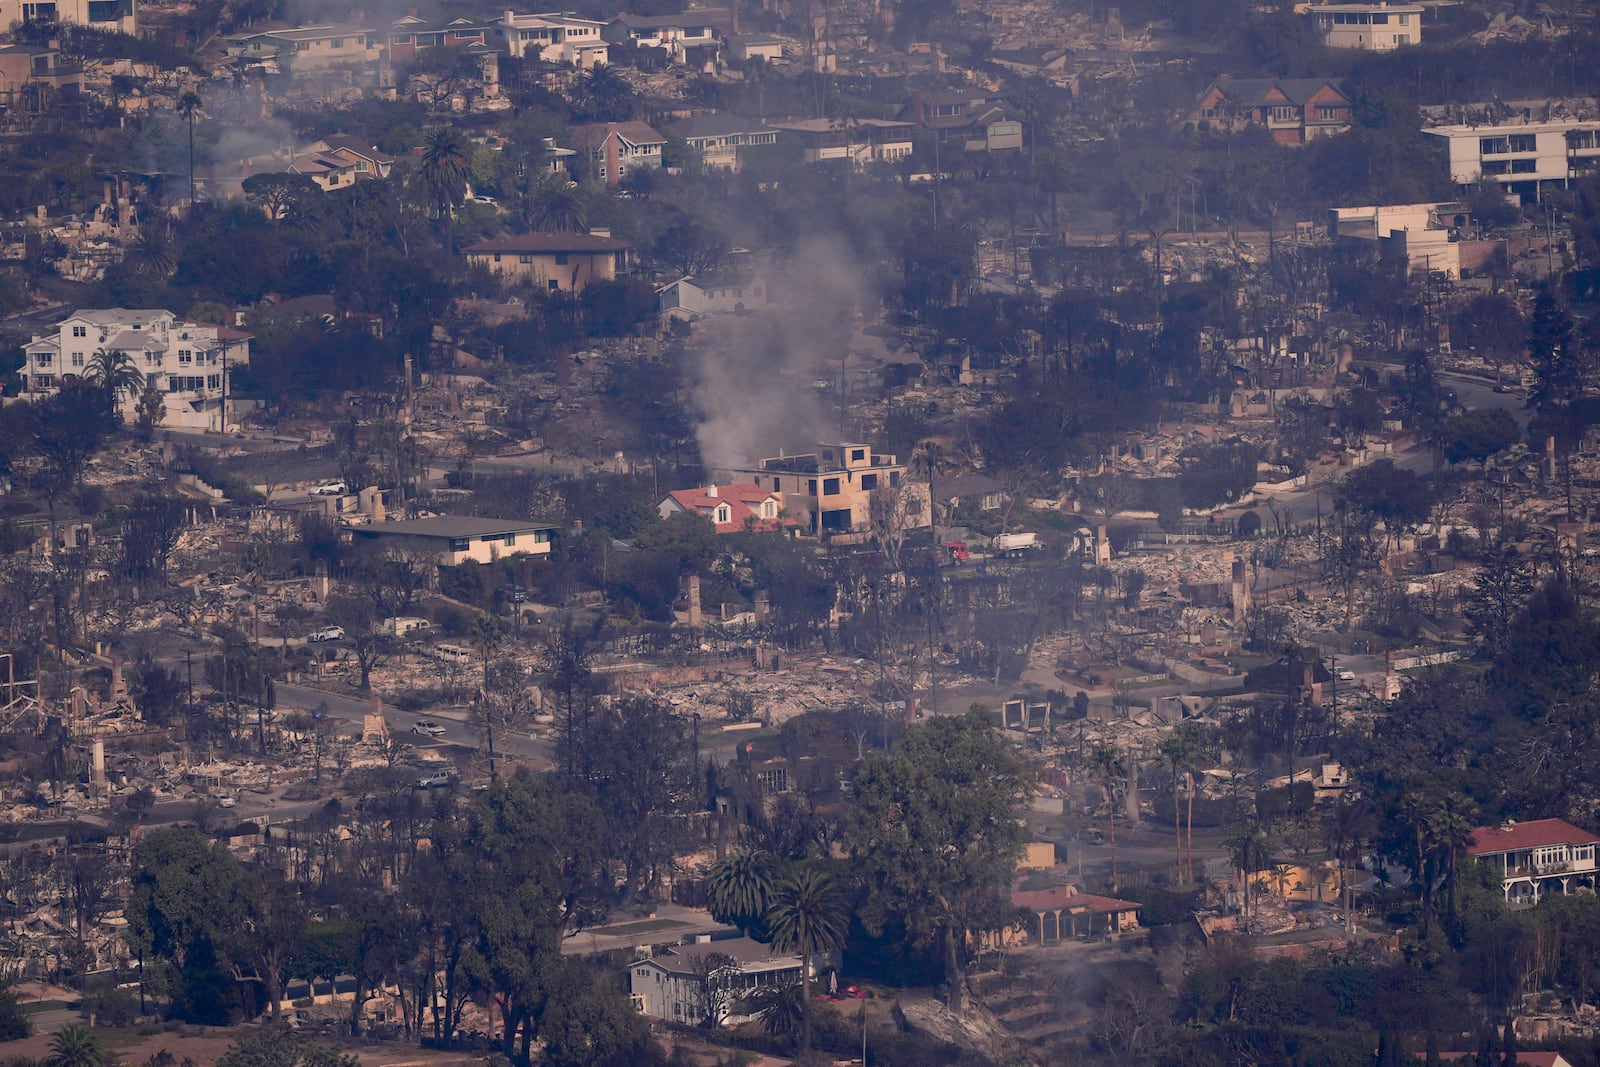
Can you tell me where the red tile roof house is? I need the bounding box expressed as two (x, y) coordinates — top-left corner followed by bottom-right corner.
(1185, 77), (1353, 145)
(657, 483), (791, 534)
(1467, 818), (1600, 908)
(1009, 885), (1142, 943)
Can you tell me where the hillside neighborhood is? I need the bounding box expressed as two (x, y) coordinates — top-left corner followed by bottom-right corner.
(1, 0), (1600, 1065)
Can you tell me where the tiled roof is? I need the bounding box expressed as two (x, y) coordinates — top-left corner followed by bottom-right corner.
(569, 121), (667, 149)
(1467, 818), (1600, 856)
(1012, 886), (1141, 913)
(1209, 78), (1349, 107)
(663, 483), (787, 535)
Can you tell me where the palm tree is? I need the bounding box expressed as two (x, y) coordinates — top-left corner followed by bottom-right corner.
(125, 226), (176, 277)
(418, 126), (472, 237)
(1322, 795), (1373, 934)
(706, 849), (776, 936)
(47, 1024), (106, 1067)
(766, 865), (849, 1058)
(1089, 743), (1125, 892)
(175, 90), (203, 207)
(574, 64), (635, 121)
(84, 348), (145, 409)
(521, 176), (588, 233)
(1157, 726), (1199, 883)
(741, 979), (805, 1041)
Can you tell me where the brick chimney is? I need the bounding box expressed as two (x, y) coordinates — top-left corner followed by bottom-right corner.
(604, 122), (620, 185)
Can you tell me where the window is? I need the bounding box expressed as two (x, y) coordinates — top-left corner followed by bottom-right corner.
(34, 353), (52, 367)
(71, 325), (86, 338)
(760, 500), (776, 518)
(70, 352), (83, 367)
(889, 471), (901, 487)
(860, 473), (878, 490)
(1394, 33), (1409, 44)
(1318, 106), (1343, 121)
(715, 505), (730, 524)
(1269, 106), (1297, 122)
(548, 280), (560, 290)
(1511, 159), (1537, 174)
(1399, 12), (1410, 23)
(178, 349), (192, 365)
(33, 373), (53, 389)
(851, 448), (865, 461)
(1371, 12), (1388, 24)
(1481, 161), (1509, 175)
(1481, 136), (1510, 155)
(1509, 134), (1537, 153)
(554, 252), (570, 265)
(449, 538), (471, 552)
(822, 478), (840, 496)
(207, 374), (219, 390)
(807, 479), (818, 495)
(330, 38), (343, 47)
(519, 254), (533, 264)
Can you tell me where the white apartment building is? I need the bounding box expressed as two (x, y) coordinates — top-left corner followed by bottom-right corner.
(498, 11), (608, 67)
(1304, 2), (1422, 51)
(1423, 119), (1600, 199)
(0, 0), (136, 35)
(21, 309), (250, 430)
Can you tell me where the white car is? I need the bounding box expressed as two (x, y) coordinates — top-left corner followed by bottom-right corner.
(216, 795), (237, 808)
(311, 482), (346, 496)
(307, 626), (345, 643)
(411, 719), (446, 737)
(416, 770), (456, 789)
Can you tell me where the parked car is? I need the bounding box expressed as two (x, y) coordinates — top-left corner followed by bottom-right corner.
(310, 481), (346, 496)
(411, 719), (446, 737)
(307, 625), (345, 643)
(216, 794), (237, 808)
(416, 770), (456, 789)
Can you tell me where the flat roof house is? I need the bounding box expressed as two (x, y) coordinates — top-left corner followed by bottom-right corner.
(720, 442), (927, 538)
(498, 11), (609, 67)
(1306, 2), (1423, 51)
(349, 516), (557, 565)
(463, 231), (631, 293)
(0, 0), (136, 36)
(1423, 119), (1600, 200)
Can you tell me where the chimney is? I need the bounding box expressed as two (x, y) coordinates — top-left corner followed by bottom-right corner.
(706, 485), (718, 497)
(604, 122), (621, 185)
(688, 574), (703, 629)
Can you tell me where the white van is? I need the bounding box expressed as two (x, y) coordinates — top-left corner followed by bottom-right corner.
(433, 643), (474, 666)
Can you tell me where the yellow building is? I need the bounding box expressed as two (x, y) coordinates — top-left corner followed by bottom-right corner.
(463, 232), (632, 293)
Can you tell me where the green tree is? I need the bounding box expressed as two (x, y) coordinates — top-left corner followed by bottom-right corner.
(705, 850), (776, 937)
(845, 710), (1033, 1012)
(47, 1024), (106, 1067)
(417, 127), (471, 237)
(765, 865), (849, 1057)
(740, 978), (804, 1041)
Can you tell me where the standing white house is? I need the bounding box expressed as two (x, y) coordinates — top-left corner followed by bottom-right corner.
(1305, 2), (1423, 51)
(1423, 119), (1600, 200)
(1467, 818), (1600, 907)
(497, 11), (609, 67)
(629, 936), (837, 1026)
(20, 309), (251, 431)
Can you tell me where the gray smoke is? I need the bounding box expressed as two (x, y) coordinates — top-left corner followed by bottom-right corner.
(692, 237), (876, 472)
